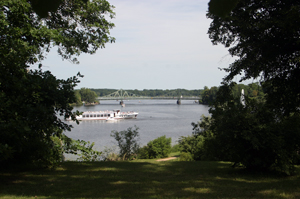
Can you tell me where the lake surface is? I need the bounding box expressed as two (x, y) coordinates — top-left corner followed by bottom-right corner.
(64, 100), (210, 154)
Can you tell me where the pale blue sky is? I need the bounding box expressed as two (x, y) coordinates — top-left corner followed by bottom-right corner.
(32, 0), (237, 90)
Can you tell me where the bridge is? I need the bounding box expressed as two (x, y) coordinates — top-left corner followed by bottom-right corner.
(97, 89), (201, 104)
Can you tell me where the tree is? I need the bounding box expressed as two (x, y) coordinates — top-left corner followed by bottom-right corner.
(28, 0), (88, 18)
(110, 126), (140, 160)
(74, 90), (82, 105)
(0, 0), (115, 167)
(207, 0), (300, 116)
(206, 1), (300, 173)
(201, 86), (218, 105)
(78, 88), (98, 103)
(0, 68), (81, 167)
(206, 83), (300, 173)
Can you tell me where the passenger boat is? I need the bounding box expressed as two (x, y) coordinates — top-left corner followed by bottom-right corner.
(106, 116), (116, 122)
(66, 110), (138, 121)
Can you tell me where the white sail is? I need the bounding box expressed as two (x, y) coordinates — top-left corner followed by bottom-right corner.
(240, 89), (246, 107)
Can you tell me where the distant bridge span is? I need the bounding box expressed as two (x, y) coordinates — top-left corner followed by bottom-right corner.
(97, 96), (201, 100)
(97, 89), (201, 104)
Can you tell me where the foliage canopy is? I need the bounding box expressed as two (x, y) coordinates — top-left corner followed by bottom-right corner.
(208, 83), (300, 173)
(207, 0), (300, 115)
(182, 84), (300, 173)
(75, 88), (98, 104)
(202, 0), (300, 173)
(0, 0), (115, 167)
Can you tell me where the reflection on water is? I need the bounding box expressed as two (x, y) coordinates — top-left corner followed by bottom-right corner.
(64, 100), (209, 154)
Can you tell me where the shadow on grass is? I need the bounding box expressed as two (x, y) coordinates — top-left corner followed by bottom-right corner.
(1, 161), (300, 199)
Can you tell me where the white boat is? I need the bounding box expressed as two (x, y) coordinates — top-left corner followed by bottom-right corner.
(106, 116), (116, 122)
(66, 110), (138, 121)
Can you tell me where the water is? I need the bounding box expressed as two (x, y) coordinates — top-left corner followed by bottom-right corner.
(64, 100), (210, 153)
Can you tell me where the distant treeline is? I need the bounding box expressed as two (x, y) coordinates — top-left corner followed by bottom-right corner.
(90, 88), (204, 97)
(87, 83), (264, 104)
(200, 82), (264, 105)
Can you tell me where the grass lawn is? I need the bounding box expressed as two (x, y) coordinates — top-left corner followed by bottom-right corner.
(1, 160), (300, 199)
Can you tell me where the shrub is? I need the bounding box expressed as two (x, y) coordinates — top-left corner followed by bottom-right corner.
(100, 146), (120, 161)
(105, 153), (122, 161)
(179, 152), (194, 161)
(138, 136), (172, 159)
(178, 135), (204, 161)
(62, 135), (102, 161)
(178, 115), (218, 161)
(147, 135), (171, 158)
(138, 146), (150, 159)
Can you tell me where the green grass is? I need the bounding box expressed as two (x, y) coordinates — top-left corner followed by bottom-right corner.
(1, 160), (300, 199)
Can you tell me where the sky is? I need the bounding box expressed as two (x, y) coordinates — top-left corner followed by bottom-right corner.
(32, 0), (239, 90)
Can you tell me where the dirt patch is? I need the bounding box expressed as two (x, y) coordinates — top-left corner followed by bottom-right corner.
(156, 157), (178, 162)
